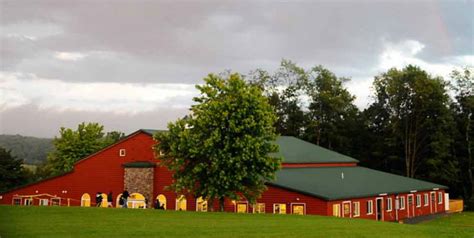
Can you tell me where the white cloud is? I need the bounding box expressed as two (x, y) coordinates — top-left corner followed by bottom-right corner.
(1, 22), (62, 40)
(54, 52), (87, 61)
(0, 72), (198, 113)
(377, 39), (473, 79)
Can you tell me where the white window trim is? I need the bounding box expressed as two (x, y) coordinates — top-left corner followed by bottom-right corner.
(24, 198), (33, 206)
(367, 200), (373, 215)
(416, 194), (421, 207)
(119, 149), (126, 157)
(290, 202), (306, 215)
(273, 203), (287, 214)
(438, 192), (443, 204)
(333, 203), (341, 217)
(175, 195), (187, 211)
(253, 203), (266, 214)
(39, 199), (49, 206)
(235, 201), (249, 213)
(353, 202), (360, 217)
(342, 201), (352, 218)
(424, 194), (429, 206)
(195, 198), (208, 212)
(400, 196), (406, 210)
(387, 198), (392, 211)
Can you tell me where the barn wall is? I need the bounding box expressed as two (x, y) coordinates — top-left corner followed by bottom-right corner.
(327, 189), (447, 222)
(0, 131), (447, 222)
(0, 132), (157, 207)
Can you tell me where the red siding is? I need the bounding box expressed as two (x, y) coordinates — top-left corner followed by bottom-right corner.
(0, 131), (447, 222)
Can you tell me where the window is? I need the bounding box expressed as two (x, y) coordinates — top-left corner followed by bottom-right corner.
(196, 197), (208, 212)
(81, 193), (91, 207)
(253, 203), (265, 214)
(236, 203), (248, 213)
(119, 149), (126, 157)
(175, 195), (187, 211)
(353, 202), (360, 217)
(39, 199), (49, 206)
(399, 197), (405, 210)
(438, 192), (443, 204)
(367, 200), (373, 215)
(273, 203), (286, 214)
(292, 204), (305, 215)
(24, 198), (33, 206)
(424, 194), (429, 206)
(416, 195), (421, 207)
(13, 198), (21, 205)
(386, 198), (392, 211)
(51, 198), (61, 206)
(332, 204), (341, 217)
(156, 194), (167, 210)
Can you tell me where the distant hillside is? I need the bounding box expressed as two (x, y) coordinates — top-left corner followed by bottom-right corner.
(0, 135), (53, 165)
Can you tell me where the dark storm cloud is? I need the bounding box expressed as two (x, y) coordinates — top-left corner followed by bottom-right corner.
(2, 0), (472, 83)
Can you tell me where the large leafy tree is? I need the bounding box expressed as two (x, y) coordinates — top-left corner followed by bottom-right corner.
(249, 60), (308, 137)
(0, 147), (30, 192)
(304, 65), (359, 150)
(450, 66), (474, 204)
(46, 122), (124, 175)
(248, 60), (360, 154)
(155, 73), (280, 211)
(371, 65), (455, 178)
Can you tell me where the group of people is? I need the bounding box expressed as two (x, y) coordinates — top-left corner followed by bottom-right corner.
(95, 190), (130, 208)
(94, 190), (167, 209)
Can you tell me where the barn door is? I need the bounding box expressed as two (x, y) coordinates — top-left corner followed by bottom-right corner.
(342, 201), (351, 218)
(375, 197), (383, 221)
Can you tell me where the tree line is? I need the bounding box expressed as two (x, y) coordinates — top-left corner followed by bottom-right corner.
(246, 60), (473, 209)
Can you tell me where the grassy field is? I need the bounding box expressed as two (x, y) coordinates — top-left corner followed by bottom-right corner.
(0, 206), (472, 238)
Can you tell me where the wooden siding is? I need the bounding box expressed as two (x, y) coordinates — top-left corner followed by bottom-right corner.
(0, 131), (446, 222)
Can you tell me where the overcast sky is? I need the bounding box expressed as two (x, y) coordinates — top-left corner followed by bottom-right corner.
(1, 0), (473, 137)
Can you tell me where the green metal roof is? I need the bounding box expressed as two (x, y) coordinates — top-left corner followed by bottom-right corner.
(273, 136), (359, 164)
(269, 167), (447, 200)
(122, 161), (156, 168)
(141, 129), (359, 164)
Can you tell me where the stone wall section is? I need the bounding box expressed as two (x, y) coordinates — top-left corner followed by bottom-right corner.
(124, 167), (154, 208)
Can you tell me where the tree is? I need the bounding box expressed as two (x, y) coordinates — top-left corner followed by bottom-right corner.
(371, 65), (455, 178)
(248, 60), (360, 155)
(304, 65), (359, 151)
(248, 60), (308, 137)
(154, 73), (281, 211)
(46, 122), (124, 175)
(0, 147), (29, 192)
(451, 66), (474, 204)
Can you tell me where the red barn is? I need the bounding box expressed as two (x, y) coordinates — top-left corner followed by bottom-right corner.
(0, 129), (448, 222)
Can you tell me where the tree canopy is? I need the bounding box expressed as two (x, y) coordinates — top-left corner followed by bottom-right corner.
(0, 147), (30, 192)
(154, 73), (280, 211)
(45, 122), (125, 176)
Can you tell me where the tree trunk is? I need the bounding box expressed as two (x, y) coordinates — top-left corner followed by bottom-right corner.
(208, 198), (215, 212)
(219, 197), (225, 212)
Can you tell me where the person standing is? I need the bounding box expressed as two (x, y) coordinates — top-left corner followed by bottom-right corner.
(96, 192), (103, 207)
(122, 190), (130, 208)
(107, 191), (113, 207)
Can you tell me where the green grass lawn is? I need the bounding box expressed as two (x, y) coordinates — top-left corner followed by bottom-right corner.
(0, 206), (472, 238)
